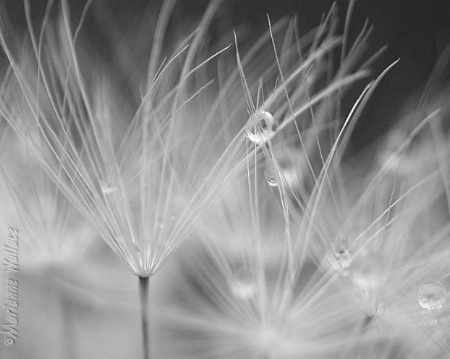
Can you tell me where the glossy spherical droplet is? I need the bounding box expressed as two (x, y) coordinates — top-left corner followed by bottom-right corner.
(265, 159), (279, 188)
(417, 282), (446, 311)
(246, 111), (277, 144)
(267, 176), (278, 187)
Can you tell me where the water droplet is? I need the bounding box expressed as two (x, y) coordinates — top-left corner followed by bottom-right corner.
(325, 247), (352, 273)
(246, 111), (277, 144)
(229, 265), (257, 300)
(267, 175), (278, 187)
(265, 159), (279, 188)
(417, 282), (446, 311)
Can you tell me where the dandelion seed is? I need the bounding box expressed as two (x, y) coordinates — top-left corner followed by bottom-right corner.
(417, 282), (447, 311)
(0, 0), (242, 358)
(246, 110), (277, 144)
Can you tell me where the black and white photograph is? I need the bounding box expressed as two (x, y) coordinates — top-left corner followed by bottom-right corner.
(1, 0), (450, 358)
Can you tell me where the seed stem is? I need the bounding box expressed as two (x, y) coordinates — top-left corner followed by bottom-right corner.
(139, 276), (151, 359)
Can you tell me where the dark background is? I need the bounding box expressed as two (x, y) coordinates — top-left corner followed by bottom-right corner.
(2, 0), (450, 150)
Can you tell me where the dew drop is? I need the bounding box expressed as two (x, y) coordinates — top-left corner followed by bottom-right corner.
(417, 281), (446, 311)
(265, 159), (279, 188)
(246, 111), (277, 144)
(267, 175), (278, 187)
(325, 247), (352, 273)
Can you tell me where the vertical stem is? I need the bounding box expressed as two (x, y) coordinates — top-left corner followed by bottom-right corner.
(139, 276), (150, 359)
(60, 290), (77, 359)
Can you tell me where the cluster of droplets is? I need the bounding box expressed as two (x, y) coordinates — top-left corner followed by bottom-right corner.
(246, 111), (277, 145)
(417, 281), (447, 311)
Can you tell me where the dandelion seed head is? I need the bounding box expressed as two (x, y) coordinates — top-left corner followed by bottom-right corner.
(0, 0), (246, 278)
(0, 136), (96, 268)
(21, 191), (95, 268)
(4, 0), (447, 356)
(417, 281), (447, 311)
(248, 325), (297, 358)
(246, 110), (277, 144)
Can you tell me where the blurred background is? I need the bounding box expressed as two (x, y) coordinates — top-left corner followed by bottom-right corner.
(1, 0), (450, 149)
(0, 1), (450, 358)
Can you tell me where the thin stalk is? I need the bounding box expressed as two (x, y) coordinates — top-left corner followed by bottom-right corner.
(139, 276), (151, 359)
